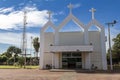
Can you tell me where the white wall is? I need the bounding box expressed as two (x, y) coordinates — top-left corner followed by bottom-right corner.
(43, 53), (52, 68)
(44, 32), (54, 52)
(43, 31), (103, 69)
(89, 31), (102, 69)
(59, 32), (84, 45)
(43, 32), (54, 68)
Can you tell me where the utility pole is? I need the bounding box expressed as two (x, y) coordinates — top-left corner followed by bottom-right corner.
(30, 36), (33, 66)
(22, 10), (27, 68)
(106, 20), (117, 70)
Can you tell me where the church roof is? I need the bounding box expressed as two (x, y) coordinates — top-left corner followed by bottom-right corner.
(41, 3), (104, 32)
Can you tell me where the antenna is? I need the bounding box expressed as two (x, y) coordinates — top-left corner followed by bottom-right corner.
(22, 10), (27, 68)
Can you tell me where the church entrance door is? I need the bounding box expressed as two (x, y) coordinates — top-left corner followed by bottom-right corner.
(62, 52), (82, 69)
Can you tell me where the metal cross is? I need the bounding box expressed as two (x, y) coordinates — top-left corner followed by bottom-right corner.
(89, 8), (96, 19)
(47, 11), (52, 21)
(67, 3), (73, 14)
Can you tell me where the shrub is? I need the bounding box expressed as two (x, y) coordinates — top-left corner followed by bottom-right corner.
(0, 55), (8, 65)
(18, 57), (24, 68)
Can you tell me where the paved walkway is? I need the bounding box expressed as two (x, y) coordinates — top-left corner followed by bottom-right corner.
(0, 69), (120, 80)
(58, 72), (76, 80)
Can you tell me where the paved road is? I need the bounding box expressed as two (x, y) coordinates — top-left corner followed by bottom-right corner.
(0, 69), (120, 80)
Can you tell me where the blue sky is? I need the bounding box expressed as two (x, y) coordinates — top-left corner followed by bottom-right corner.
(0, 0), (120, 54)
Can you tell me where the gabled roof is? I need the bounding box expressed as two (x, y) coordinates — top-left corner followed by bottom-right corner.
(41, 4), (105, 32)
(57, 13), (85, 31)
(86, 19), (104, 31)
(41, 21), (56, 32)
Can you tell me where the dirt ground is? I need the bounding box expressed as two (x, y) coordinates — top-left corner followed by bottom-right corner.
(0, 69), (120, 80)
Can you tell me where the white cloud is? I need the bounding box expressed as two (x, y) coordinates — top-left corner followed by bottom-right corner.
(74, 3), (81, 8)
(53, 11), (65, 17)
(45, 0), (54, 1)
(0, 6), (49, 30)
(0, 7), (14, 13)
(57, 11), (65, 15)
(0, 32), (39, 49)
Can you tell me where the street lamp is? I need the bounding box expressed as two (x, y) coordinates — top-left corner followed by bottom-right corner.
(106, 20), (117, 70)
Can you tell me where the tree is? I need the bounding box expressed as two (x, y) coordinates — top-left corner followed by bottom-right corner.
(0, 55), (8, 64)
(33, 37), (40, 58)
(7, 46), (21, 63)
(112, 33), (120, 63)
(1, 52), (12, 58)
(7, 46), (21, 57)
(18, 57), (24, 67)
(107, 33), (120, 64)
(7, 57), (14, 65)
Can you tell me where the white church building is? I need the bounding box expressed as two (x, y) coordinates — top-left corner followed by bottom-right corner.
(40, 4), (107, 70)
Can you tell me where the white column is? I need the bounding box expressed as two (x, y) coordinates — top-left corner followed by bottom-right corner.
(88, 53), (91, 69)
(84, 28), (89, 45)
(84, 27), (91, 69)
(85, 54), (87, 69)
(55, 29), (59, 45)
(52, 53), (54, 69)
(40, 30), (44, 69)
(100, 28), (107, 70)
(54, 29), (59, 69)
(54, 53), (59, 68)
(85, 53), (91, 69)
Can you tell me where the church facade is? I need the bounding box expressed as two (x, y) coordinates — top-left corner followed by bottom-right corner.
(40, 4), (107, 70)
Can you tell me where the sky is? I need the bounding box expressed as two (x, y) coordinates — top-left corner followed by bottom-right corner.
(0, 0), (120, 55)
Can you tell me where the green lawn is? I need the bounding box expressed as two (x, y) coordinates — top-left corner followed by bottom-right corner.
(0, 65), (39, 69)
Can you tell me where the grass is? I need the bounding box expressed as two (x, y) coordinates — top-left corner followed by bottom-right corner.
(108, 65), (120, 70)
(0, 65), (39, 69)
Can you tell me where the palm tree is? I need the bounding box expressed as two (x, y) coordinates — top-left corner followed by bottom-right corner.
(33, 37), (40, 58)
